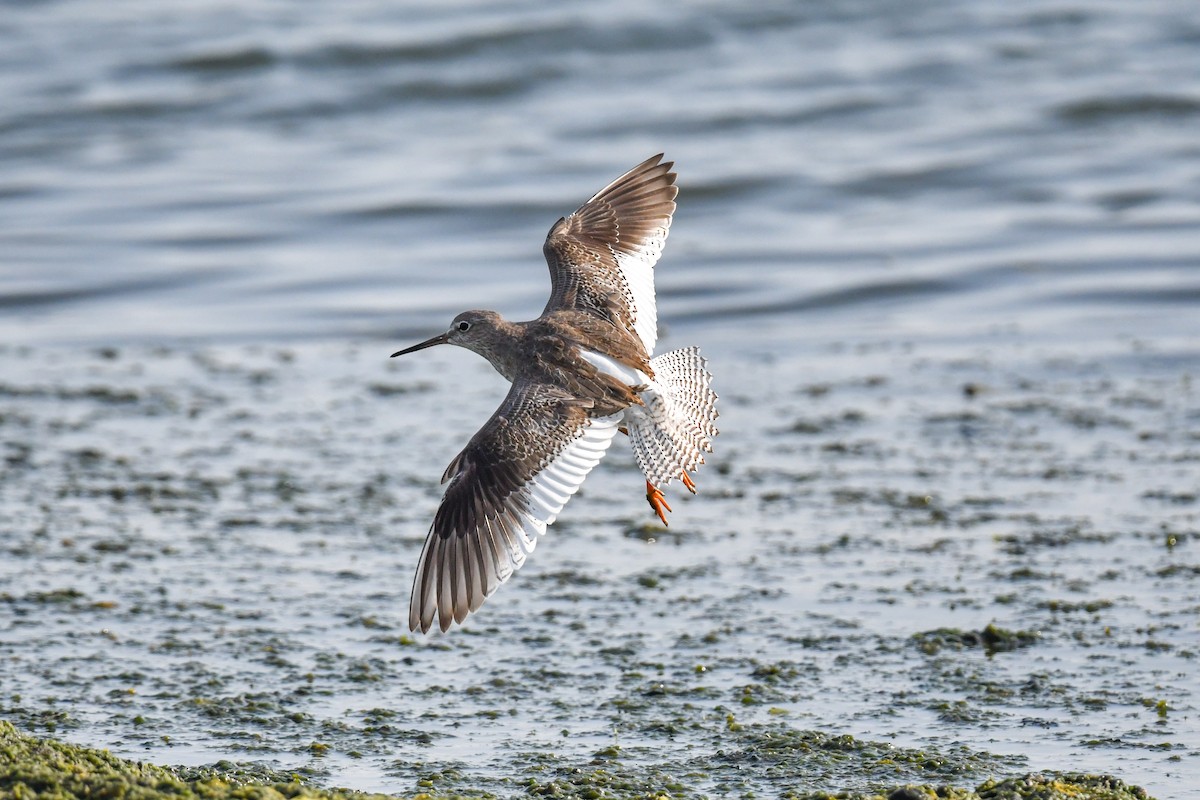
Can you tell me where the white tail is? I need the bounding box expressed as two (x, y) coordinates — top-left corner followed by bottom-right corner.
(627, 347), (719, 487)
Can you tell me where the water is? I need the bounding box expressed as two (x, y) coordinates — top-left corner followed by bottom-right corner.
(4, 1), (1198, 346)
(1, 1), (1198, 797)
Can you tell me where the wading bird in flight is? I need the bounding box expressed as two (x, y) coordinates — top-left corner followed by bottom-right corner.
(392, 155), (718, 633)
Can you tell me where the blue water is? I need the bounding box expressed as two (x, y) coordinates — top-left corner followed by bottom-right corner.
(2, 2), (1199, 798)
(2, 1), (1198, 349)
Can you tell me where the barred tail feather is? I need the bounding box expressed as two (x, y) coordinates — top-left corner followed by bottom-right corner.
(628, 347), (719, 488)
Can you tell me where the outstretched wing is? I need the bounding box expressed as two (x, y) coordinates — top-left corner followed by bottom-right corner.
(409, 380), (621, 633)
(542, 154), (678, 355)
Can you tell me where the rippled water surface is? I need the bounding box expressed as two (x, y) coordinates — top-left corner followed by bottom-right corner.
(2, 1), (1198, 798)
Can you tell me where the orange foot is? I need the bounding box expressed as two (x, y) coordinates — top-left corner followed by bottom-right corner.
(681, 470), (696, 494)
(645, 480), (672, 526)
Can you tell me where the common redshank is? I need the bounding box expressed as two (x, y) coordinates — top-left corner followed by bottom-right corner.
(391, 154), (719, 633)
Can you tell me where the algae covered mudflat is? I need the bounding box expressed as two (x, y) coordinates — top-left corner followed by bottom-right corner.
(0, 336), (1192, 798)
(0, 720), (1155, 800)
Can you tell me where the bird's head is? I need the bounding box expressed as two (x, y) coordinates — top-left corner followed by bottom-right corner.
(391, 310), (504, 359)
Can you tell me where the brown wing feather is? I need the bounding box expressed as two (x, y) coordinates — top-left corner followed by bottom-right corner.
(409, 380), (618, 633)
(542, 154), (678, 354)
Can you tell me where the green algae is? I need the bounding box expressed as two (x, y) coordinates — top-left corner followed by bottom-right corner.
(0, 721), (1156, 800)
(0, 720), (405, 800)
(913, 625), (1041, 656)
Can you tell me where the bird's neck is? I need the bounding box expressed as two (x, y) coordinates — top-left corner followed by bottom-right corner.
(470, 317), (527, 383)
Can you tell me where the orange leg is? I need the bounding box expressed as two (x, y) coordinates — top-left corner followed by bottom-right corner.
(681, 470), (696, 494)
(645, 480), (672, 526)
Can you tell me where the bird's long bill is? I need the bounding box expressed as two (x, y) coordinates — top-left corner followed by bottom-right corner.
(390, 332), (449, 358)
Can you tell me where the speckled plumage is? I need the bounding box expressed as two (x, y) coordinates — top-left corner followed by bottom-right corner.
(391, 154), (718, 633)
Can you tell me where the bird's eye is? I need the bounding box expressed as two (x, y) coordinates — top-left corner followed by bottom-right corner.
(456, 321), (471, 332)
